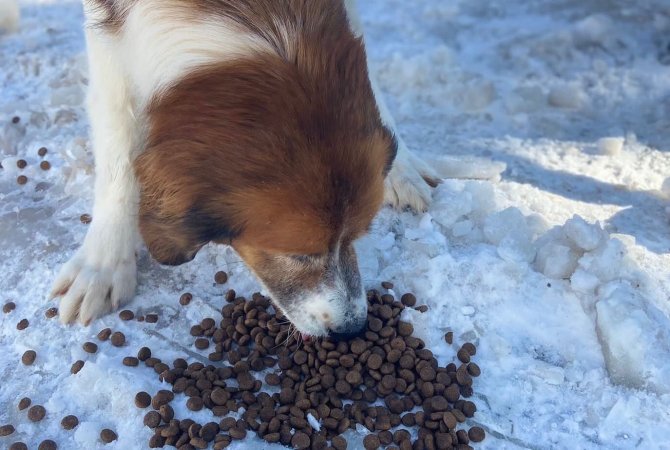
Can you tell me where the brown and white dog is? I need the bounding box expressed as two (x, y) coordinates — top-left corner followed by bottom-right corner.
(51, 0), (439, 339)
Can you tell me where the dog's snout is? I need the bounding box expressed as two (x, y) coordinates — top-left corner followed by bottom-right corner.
(329, 316), (368, 342)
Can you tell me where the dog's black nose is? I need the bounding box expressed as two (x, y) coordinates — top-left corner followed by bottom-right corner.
(329, 317), (368, 342)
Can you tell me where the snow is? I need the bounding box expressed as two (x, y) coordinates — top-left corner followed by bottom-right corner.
(0, 0), (19, 33)
(1, 1), (670, 450)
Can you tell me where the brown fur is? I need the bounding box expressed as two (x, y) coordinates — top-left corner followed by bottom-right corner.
(134, 1), (395, 273)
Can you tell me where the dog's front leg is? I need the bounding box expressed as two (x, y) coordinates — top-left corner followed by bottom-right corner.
(344, 0), (440, 212)
(51, 22), (140, 325)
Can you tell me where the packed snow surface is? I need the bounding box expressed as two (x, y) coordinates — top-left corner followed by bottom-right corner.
(2, 0), (670, 449)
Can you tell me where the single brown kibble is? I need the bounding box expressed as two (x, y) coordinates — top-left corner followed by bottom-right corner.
(17, 175), (28, 185)
(468, 426), (486, 442)
(16, 318), (29, 330)
(83, 342), (98, 354)
(18, 397), (31, 410)
(12, 116), (20, 124)
(3, 301), (16, 313)
(462, 401), (477, 418)
(214, 271), (228, 284)
(45, 307), (58, 318)
(457, 348), (471, 364)
(38, 440), (57, 450)
(364, 434), (381, 450)
(21, 350), (36, 365)
(194, 338), (209, 350)
(123, 356), (139, 367)
(61, 415), (79, 430)
(143, 411), (161, 428)
(151, 390), (174, 409)
(80, 214), (92, 224)
(145, 314), (158, 323)
(16, 159), (27, 169)
(400, 293), (416, 307)
(291, 431), (310, 449)
(137, 347), (151, 361)
(445, 331), (453, 344)
(381, 281), (394, 289)
(40, 161), (51, 171)
(0, 424), (15, 436)
(186, 396), (204, 411)
(100, 429), (117, 443)
(415, 305), (429, 313)
(467, 362), (481, 377)
(135, 391), (151, 408)
(331, 436), (347, 450)
(179, 292), (192, 305)
(225, 289), (236, 302)
(119, 309), (134, 321)
(110, 332), (125, 347)
(70, 360), (85, 374)
(397, 321), (414, 337)
(462, 342), (477, 356)
(10, 443), (27, 450)
(38, 147), (48, 157)
(97, 328), (112, 341)
(28, 405), (46, 422)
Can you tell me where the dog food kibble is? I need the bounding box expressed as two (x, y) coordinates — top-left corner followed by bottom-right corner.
(70, 360), (85, 374)
(364, 434), (381, 450)
(18, 397), (31, 410)
(45, 307), (58, 318)
(135, 391), (151, 408)
(445, 331), (453, 345)
(119, 309), (134, 320)
(214, 271), (228, 284)
(3, 301), (16, 313)
(83, 342), (98, 353)
(9, 443), (27, 450)
(97, 327), (112, 341)
(381, 281), (394, 289)
(111, 331), (126, 347)
(462, 342), (477, 356)
(17, 175), (28, 185)
(146, 313), (158, 323)
(80, 214), (92, 224)
(16, 159), (27, 169)
(61, 415), (79, 430)
(123, 356), (139, 366)
(28, 405), (46, 422)
(38, 147), (48, 157)
(137, 346), (151, 361)
(38, 440), (57, 450)
(0, 424), (15, 436)
(468, 426), (486, 442)
(40, 161), (51, 170)
(21, 350), (36, 365)
(16, 318), (29, 330)
(134, 286), (484, 449)
(179, 292), (192, 305)
(100, 429), (117, 443)
(400, 293), (416, 307)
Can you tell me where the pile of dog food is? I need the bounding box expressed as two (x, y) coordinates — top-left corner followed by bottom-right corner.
(134, 285), (485, 449)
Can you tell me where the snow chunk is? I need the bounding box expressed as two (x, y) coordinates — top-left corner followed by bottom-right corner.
(307, 413), (320, 432)
(570, 269), (600, 293)
(564, 215), (606, 251)
(432, 182), (473, 228)
(483, 207), (528, 245)
(661, 176), (670, 199)
(577, 238), (626, 283)
(595, 137), (624, 156)
(535, 242), (579, 279)
(0, 0), (19, 33)
(595, 282), (670, 394)
(432, 156), (507, 181)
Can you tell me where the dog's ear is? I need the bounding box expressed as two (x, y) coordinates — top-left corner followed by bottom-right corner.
(134, 152), (236, 266)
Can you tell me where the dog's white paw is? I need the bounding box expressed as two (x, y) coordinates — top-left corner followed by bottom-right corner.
(385, 145), (441, 212)
(51, 232), (137, 325)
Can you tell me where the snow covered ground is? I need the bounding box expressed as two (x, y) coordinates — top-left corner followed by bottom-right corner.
(1, 0), (670, 449)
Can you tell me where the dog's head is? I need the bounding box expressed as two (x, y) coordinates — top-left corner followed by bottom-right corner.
(136, 34), (396, 337)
